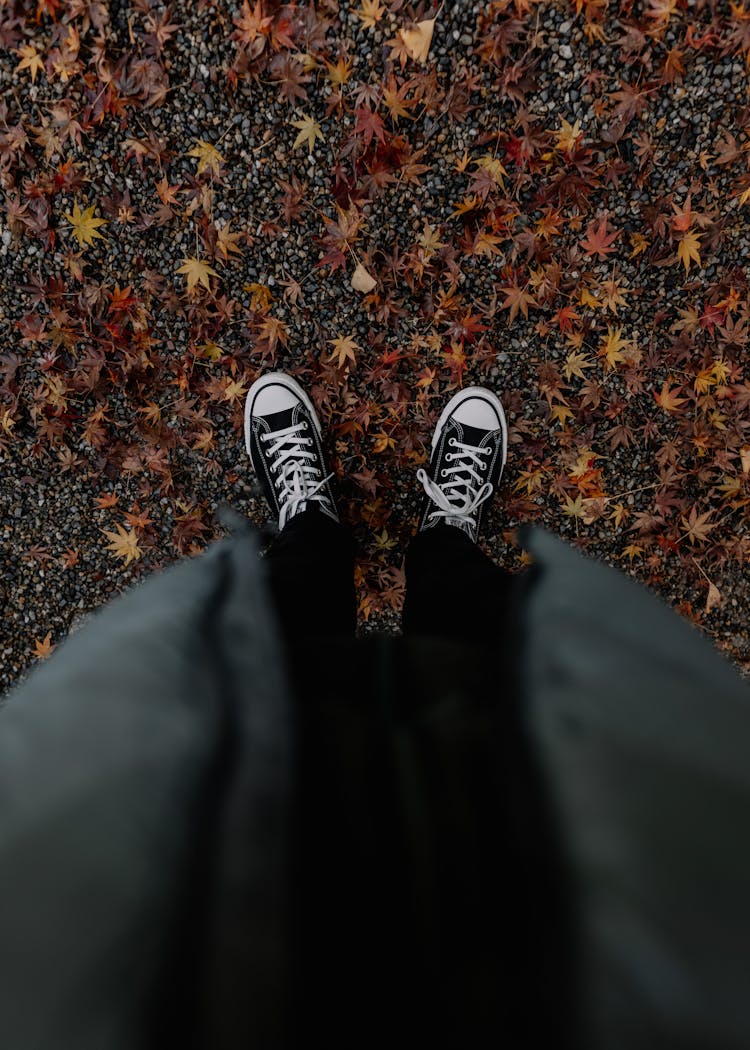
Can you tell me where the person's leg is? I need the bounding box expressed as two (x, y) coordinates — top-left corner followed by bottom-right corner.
(402, 524), (523, 646)
(244, 371), (357, 648)
(261, 506), (357, 644)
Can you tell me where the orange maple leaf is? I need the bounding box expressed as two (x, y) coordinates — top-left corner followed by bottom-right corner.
(654, 380), (688, 413)
(33, 632), (57, 660)
(580, 215), (620, 259)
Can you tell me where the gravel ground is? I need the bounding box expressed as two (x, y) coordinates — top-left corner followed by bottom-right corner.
(2, 0), (750, 694)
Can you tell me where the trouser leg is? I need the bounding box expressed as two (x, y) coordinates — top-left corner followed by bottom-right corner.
(261, 508), (357, 645)
(402, 525), (523, 646)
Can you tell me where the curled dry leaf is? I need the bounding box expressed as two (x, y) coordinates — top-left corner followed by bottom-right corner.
(351, 262), (377, 293)
(399, 18), (436, 63)
(705, 581), (722, 614)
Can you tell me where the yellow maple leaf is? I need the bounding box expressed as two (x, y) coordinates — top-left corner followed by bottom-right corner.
(200, 341), (224, 362)
(550, 404), (574, 427)
(64, 201), (108, 249)
(372, 527), (398, 553)
(677, 229), (702, 273)
(579, 287), (602, 309)
(327, 335), (359, 369)
(475, 153), (508, 187)
(358, 0), (385, 30)
(244, 282), (274, 310)
(555, 118), (582, 152)
(1, 409), (15, 436)
(16, 43), (44, 83)
(101, 524), (142, 566)
(418, 223), (447, 255)
(621, 543), (645, 560)
(562, 493), (585, 518)
(693, 364), (717, 395)
(563, 350), (594, 381)
(177, 257), (218, 293)
(598, 326), (630, 370)
(399, 18), (436, 62)
(290, 113), (324, 154)
(325, 56), (352, 87)
(223, 378), (247, 403)
(629, 231), (650, 257)
(188, 139), (225, 177)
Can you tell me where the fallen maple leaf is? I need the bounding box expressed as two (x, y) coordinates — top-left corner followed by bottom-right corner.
(677, 229), (702, 273)
(290, 113), (324, 154)
(399, 18), (436, 62)
(33, 632), (56, 660)
(500, 283), (536, 323)
(61, 548), (80, 569)
(358, 0), (385, 30)
(555, 117), (583, 153)
(233, 0), (273, 47)
(16, 43), (44, 83)
(188, 139), (225, 178)
(562, 493), (585, 519)
(177, 257), (218, 293)
(671, 192), (694, 233)
(580, 214), (620, 259)
(653, 379), (688, 412)
(64, 201), (108, 249)
(215, 221), (245, 262)
(327, 334), (359, 368)
(563, 350), (594, 380)
(101, 523), (142, 565)
(680, 506), (715, 546)
(351, 262), (377, 293)
(223, 378), (248, 403)
(598, 326), (630, 370)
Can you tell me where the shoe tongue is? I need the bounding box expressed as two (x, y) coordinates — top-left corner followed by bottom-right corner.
(454, 421), (492, 448)
(262, 406), (298, 433)
(446, 516), (474, 539)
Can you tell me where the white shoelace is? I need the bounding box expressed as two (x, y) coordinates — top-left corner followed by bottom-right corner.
(261, 421), (334, 530)
(417, 437), (494, 530)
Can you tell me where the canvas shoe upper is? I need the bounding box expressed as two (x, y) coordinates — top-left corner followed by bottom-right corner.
(244, 371), (340, 531)
(417, 386), (507, 545)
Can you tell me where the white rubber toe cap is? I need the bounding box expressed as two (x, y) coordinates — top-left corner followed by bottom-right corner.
(251, 384), (298, 414)
(451, 397), (501, 430)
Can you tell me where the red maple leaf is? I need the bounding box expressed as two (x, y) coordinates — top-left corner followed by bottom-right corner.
(354, 106), (386, 147)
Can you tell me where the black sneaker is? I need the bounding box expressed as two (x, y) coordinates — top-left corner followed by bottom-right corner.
(244, 371), (340, 531)
(416, 385), (507, 544)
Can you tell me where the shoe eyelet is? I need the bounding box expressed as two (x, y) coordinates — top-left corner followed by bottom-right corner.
(440, 469), (447, 477)
(448, 437), (456, 447)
